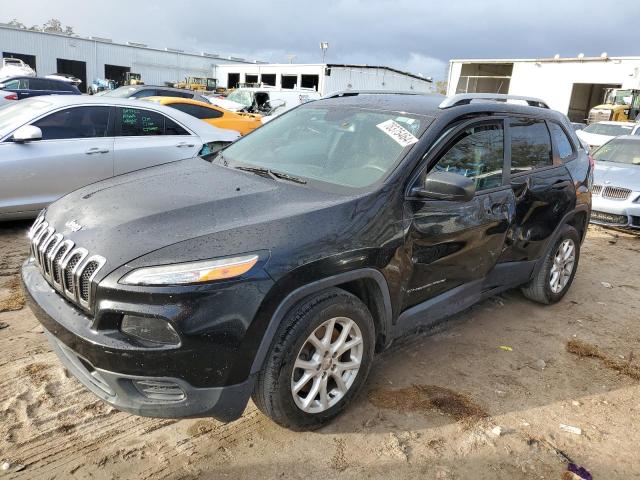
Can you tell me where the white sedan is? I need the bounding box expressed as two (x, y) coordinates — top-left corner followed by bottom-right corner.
(0, 96), (240, 220)
(576, 121), (640, 151)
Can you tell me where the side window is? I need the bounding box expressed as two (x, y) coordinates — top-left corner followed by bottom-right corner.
(510, 119), (553, 174)
(433, 122), (504, 191)
(29, 78), (49, 90)
(548, 122), (574, 161)
(3, 79), (23, 89)
(165, 117), (189, 135)
(32, 107), (110, 140)
(169, 103), (222, 119)
(119, 107), (164, 136)
(158, 89), (191, 98)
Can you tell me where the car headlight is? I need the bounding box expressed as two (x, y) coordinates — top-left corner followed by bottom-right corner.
(120, 254), (259, 286)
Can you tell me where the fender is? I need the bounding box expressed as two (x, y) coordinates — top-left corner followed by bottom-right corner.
(249, 268), (392, 375)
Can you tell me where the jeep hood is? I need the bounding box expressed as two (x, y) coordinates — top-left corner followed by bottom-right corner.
(42, 158), (353, 277)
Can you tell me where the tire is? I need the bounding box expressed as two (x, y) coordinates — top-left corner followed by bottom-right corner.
(521, 225), (580, 304)
(252, 288), (375, 431)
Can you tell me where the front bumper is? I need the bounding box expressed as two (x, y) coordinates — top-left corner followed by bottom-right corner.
(591, 195), (640, 229)
(22, 261), (257, 421)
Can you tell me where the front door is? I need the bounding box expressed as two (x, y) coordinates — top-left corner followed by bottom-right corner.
(403, 119), (514, 310)
(499, 118), (576, 263)
(0, 106), (114, 215)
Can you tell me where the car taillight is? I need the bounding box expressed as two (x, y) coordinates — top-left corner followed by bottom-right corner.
(4, 93), (18, 101)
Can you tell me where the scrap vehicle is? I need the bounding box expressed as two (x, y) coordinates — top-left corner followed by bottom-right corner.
(210, 85), (321, 119)
(88, 78), (117, 95)
(102, 84), (211, 103)
(0, 57), (36, 80)
(143, 96), (262, 135)
(22, 92), (592, 431)
(590, 135), (640, 230)
(0, 76), (80, 101)
(576, 121), (640, 151)
(45, 73), (82, 87)
(0, 96), (239, 220)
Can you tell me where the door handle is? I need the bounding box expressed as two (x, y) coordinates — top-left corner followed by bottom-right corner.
(175, 142), (195, 148)
(85, 147), (110, 155)
(511, 177), (530, 200)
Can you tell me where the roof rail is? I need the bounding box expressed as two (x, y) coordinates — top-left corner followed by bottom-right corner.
(439, 93), (549, 109)
(323, 89), (428, 99)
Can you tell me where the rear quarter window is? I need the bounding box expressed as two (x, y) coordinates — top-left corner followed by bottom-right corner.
(548, 122), (575, 161)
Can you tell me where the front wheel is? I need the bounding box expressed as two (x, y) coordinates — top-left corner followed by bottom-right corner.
(522, 225), (580, 304)
(252, 288), (375, 430)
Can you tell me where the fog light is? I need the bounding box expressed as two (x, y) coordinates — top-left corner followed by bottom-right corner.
(133, 379), (185, 401)
(121, 315), (181, 346)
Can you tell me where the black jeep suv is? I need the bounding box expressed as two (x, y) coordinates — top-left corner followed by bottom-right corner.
(22, 92), (592, 430)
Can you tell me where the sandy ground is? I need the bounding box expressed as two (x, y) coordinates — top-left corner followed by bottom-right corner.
(0, 221), (639, 479)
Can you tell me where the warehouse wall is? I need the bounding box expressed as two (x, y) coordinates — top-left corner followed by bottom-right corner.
(0, 26), (251, 91)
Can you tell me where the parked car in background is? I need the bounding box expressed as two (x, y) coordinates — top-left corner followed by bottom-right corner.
(571, 122), (586, 131)
(0, 90), (18, 107)
(211, 86), (321, 120)
(88, 78), (117, 95)
(576, 121), (639, 150)
(46, 73), (82, 87)
(0, 76), (81, 100)
(0, 57), (36, 80)
(590, 135), (640, 230)
(103, 85), (210, 103)
(144, 96), (262, 136)
(21, 92), (591, 431)
(0, 96), (239, 220)
(202, 94), (245, 112)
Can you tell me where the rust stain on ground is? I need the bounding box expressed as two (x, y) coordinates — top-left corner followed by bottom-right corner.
(368, 385), (488, 423)
(567, 339), (640, 380)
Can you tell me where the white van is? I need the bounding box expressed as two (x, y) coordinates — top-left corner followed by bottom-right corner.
(208, 85), (321, 121)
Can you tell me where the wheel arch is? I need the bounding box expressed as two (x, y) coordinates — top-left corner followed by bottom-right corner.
(250, 268), (392, 375)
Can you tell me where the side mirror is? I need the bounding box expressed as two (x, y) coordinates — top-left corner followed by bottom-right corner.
(411, 170), (476, 202)
(12, 125), (43, 143)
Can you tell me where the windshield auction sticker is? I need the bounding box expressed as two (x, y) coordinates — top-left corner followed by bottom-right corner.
(376, 119), (419, 147)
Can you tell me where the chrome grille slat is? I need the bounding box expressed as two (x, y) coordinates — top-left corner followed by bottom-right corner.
(602, 186), (631, 201)
(27, 216), (106, 312)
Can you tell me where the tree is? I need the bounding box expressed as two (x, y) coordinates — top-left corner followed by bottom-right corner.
(7, 19), (26, 29)
(7, 18), (76, 35)
(42, 18), (63, 33)
(434, 80), (447, 95)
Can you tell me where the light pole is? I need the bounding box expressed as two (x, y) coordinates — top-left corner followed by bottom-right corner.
(320, 42), (329, 63)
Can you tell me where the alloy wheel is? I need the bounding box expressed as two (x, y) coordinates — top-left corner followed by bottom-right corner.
(549, 238), (576, 294)
(291, 317), (363, 414)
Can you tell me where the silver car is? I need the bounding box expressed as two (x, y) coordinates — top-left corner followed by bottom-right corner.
(0, 96), (240, 220)
(591, 135), (640, 229)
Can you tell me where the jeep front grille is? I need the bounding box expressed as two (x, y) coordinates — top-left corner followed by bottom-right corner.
(28, 215), (106, 312)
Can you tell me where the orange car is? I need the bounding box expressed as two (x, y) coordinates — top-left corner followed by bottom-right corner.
(143, 96), (262, 136)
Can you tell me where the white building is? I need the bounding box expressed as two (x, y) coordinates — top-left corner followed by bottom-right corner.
(214, 63), (433, 95)
(0, 23), (256, 92)
(447, 55), (640, 122)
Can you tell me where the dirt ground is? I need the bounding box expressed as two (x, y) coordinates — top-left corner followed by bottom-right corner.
(1, 221), (639, 479)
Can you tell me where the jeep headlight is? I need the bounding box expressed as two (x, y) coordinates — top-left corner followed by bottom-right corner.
(120, 254), (259, 286)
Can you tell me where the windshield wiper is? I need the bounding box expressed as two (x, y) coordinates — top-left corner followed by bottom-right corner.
(234, 166), (306, 184)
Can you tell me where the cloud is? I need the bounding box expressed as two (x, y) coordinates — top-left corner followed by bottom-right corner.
(2, 0), (639, 81)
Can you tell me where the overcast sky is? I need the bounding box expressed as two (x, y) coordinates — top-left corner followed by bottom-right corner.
(2, 0), (639, 80)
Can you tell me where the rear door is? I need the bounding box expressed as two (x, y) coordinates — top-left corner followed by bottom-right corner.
(113, 106), (201, 175)
(0, 106), (114, 214)
(498, 118), (575, 263)
(403, 118), (514, 309)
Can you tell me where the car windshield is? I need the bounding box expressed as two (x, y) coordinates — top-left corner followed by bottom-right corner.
(102, 86), (139, 98)
(583, 123), (634, 136)
(227, 90), (253, 107)
(0, 98), (53, 135)
(220, 105), (429, 189)
(593, 139), (640, 165)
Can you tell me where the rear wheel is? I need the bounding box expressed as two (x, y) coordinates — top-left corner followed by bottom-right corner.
(522, 225), (580, 304)
(252, 288), (375, 430)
